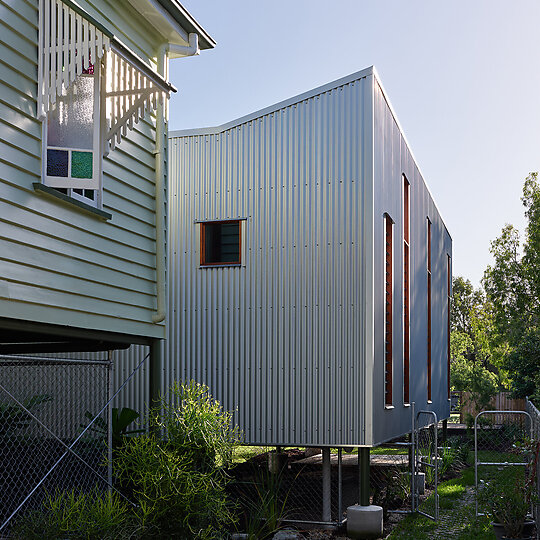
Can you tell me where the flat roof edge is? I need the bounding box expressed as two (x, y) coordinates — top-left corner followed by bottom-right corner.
(170, 66), (374, 137)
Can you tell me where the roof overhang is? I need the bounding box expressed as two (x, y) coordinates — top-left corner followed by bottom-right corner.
(127, 0), (216, 51)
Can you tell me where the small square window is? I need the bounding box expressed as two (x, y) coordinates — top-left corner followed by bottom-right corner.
(201, 221), (241, 266)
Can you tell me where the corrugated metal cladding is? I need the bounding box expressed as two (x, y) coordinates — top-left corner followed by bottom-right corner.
(114, 67), (451, 447)
(167, 71), (374, 447)
(371, 80), (452, 445)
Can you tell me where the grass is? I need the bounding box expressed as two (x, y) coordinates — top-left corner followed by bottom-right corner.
(388, 467), (495, 540)
(232, 445), (268, 464)
(371, 447), (408, 456)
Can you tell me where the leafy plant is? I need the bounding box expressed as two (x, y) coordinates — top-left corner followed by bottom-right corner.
(477, 438), (540, 538)
(373, 467), (411, 517)
(239, 469), (294, 539)
(114, 381), (239, 538)
(11, 488), (131, 540)
(81, 407), (144, 449)
(154, 380), (240, 470)
(115, 434), (235, 539)
(0, 394), (52, 437)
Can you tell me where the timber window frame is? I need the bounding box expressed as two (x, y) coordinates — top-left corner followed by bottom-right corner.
(427, 217), (432, 402)
(200, 220), (242, 267)
(403, 175), (410, 405)
(384, 213), (394, 407)
(447, 254), (451, 399)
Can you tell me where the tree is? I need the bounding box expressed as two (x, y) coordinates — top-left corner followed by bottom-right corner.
(451, 276), (484, 336)
(483, 172), (540, 399)
(450, 277), (501, 421)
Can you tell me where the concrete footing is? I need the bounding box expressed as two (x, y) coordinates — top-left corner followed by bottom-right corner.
(346, 504), (383, 539)
(415, 472), (425, 494)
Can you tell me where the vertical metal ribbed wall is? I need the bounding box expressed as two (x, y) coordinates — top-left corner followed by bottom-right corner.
(166, 72), (373, 446)
(371, 79), (452, 443)
(57, 68), (452, 448)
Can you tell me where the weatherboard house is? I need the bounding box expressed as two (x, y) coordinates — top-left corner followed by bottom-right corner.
(0, 1), (213, 360)
(166, 66), (452, 448)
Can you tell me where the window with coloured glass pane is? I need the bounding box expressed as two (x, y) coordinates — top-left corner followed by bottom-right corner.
(44, 65), (101, 206)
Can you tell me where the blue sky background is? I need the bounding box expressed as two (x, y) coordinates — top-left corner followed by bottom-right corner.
(168, 0), (540, 287)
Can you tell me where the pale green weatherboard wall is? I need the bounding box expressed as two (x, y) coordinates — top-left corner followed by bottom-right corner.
(0, 0), (165, 339)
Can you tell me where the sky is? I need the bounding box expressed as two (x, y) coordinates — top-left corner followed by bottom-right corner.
(167, 0), (540, 287)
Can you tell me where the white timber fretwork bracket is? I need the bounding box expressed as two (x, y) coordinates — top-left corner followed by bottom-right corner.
(38, 0), (176, 156)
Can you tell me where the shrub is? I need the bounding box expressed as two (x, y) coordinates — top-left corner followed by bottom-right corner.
(154, 380), (240, 470)
(11, 488), (131, 540)
(114, 381), (239, 538)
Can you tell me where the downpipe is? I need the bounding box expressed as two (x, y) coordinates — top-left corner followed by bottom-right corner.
(152, 34), (200, 324)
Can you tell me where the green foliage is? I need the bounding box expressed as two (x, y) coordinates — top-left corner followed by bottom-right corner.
(388, 467), (494, 540)
(82, 407), (144, 449)
(154, 380), (240, 470)
(240, 470), (292, 539)
(451, 276), (485, 335)
(450, 277), (503, 410)
(478, 476), (533, 538)
(478, 438), (540, 538)
(11, 489), (131, 540)
(505, 327), (540, 401)
(114, 434), (235, 538)
(439, 437), (470, 477)
(451, 355), (498, 414)
(113, 381), (239, 538)
(0, 394), (52, 437)
(483, 172), (540, 398)
(372, 467), (411, 517)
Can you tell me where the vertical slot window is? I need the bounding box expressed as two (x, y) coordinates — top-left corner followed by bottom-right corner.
(447, 254), (451, 399)
(427, 218), (432, 402)
(201, 220), (241, 266)
(384, 213), (393, 406)
(403, 176), (410, 404)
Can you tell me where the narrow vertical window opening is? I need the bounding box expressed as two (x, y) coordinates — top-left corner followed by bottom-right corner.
(384, 213), (393, 406)
(403, 176), (410, 404)
(447, 254), (451, 399)
(427, 218), (432, 402)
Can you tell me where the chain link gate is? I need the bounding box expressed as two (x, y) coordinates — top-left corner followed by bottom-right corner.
(474, 410), (532, 518)
(414, 410), (439, 520)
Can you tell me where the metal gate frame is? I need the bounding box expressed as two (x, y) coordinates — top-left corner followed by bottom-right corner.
(474, 410), (532, 517)
(414, 410), (439, 521)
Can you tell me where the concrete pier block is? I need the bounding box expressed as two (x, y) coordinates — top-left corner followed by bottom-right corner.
(346, 504), (383, 539)
(415, 472), (425, 495)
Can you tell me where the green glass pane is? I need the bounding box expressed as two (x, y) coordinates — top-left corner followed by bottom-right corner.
(71, 151), (93, 179)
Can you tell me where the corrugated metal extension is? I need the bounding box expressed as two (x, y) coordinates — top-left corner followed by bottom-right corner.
(165, 72), (374, 447)
(103, 67), (451, 448)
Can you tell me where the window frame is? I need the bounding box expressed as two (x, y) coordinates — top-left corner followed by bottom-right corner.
(200, 219), (242, 267)
(403, 175), (410, 405)
(41, 67), (103, 209)
(384, 212), (394, 407)
(426, 217), (432, 402)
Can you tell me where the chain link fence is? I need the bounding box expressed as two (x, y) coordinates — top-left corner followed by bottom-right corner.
(0, 353), (145, 536)
(526, 399), (540, 540)
(474, 410), (531, 517)
(228, 444), (415, 531)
